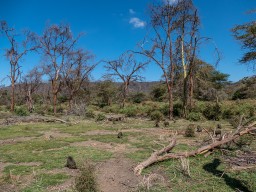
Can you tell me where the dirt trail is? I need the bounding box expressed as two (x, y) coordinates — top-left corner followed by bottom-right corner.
(96, 156), (142, 192)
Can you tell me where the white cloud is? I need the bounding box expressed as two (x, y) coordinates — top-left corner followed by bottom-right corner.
(129, 17), (146, 28)
(163, 0), (179, 5)
(129, 9), (136, 14)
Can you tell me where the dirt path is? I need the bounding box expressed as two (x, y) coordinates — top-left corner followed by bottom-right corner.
(96, 156), (142, 192)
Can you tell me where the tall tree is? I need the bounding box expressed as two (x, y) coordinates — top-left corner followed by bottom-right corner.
(232, 12), (256, 70)
(38, 24), (81, 114)
(105, 52), (148, 108)
(135, 1), (179, 119)
(61, 49), (96, 110)
(175, 0), (200, 116)
(0, 21), (38, 111)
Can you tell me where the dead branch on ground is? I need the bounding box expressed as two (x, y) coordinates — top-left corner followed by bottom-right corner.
(134, 122), (256, 175)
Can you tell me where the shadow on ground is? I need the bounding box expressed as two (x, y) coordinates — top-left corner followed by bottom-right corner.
(203, 158), (252, 192)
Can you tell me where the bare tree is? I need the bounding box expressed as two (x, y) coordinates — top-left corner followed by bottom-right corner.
(61, 49), (96, 110)
(38, 24), (81, 115)
(175, 0), (200, 116)
(105, 52), (148, 108)
(21, 68), (42, 112)
(0, 21), (38, 111)
(135, 1), (179, 119)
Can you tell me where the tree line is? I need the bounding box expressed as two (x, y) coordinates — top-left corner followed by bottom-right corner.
(0, 0), (254, 118)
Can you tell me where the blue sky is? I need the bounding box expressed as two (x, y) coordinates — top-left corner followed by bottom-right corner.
(0, 0), (255, 85)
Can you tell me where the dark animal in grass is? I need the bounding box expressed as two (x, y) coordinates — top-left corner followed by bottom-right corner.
(215, 129), (222, 137)
(196, 125), (202, 132)
(164, 121), (170, 127)
(217, 124), (222, 129)
(155, 120), (160, 127)
(65, 156), (77, 169)
(117, 132), (123, 138)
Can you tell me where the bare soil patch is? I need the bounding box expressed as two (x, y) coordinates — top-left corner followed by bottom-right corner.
(70, 140), (137, 153)
(96, 156), (142, 192)
(0, 137), (37, 145)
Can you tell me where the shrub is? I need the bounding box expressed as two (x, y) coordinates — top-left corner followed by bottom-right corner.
(14, 106), (29, 116)
(187, 112), (202, 121)
(122, 106), (138, 117)
(173, 102), (183, 117)
(235, 135), (254, 148)
(95, 113), (106, 121)
(185, 124), (196, 137)
(85, 109), (96, 119)
(75, 162), (98, 192)
(222, 108), (235, 119)
(203, 103), (222, 120)
(160, 104), (169, 117)
(150, 110), (164, 121)
(131, 92), (147, 104)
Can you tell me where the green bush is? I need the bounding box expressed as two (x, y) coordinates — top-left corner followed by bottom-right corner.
(14, 106), (29, 116)
(187, 112), (202, 121)
(203, 103), (222, 120)
(235, 135), (254, 148)
(185, 124), (196, 137)
(122, 106), (138, 117)
(150, 110), (164, 121)
(131, 92), (147, 104)
(95, 113), (106, 121)
(160, 104), (169, 117)
(75, 162), (98, 192)
(85, 109), (96, 119)
(173, 102), (183, 117)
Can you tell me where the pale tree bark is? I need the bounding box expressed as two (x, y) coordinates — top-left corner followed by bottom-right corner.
(134, 122), (256, 175)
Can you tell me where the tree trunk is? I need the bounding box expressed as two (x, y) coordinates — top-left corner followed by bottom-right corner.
(26, 90), (33, 113)
(182, 76), (188, 118)
(11, 81), (15, 112)
(122, 83), (128, 108)
(188, 73), (194, 110)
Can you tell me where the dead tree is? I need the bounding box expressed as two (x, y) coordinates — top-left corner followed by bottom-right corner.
(134, 1), (179, 119)
(0, 21), (38, 111)
(38, 24), (81, 115)
(61, 49), (96, 110)
(104, 52), (148, 108)
(134, 121), (256, 175)
(20, 68), (42, 112)
(175, 0), (200, 116)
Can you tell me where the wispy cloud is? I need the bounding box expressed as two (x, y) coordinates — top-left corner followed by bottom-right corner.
(129, 9), (136, 14)
(163, 0), (179, 5)
(129, 17), (146, 28)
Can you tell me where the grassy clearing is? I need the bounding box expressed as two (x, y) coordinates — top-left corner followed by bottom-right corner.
(22, 173), (70, 192)
(0, 116), (255, 191)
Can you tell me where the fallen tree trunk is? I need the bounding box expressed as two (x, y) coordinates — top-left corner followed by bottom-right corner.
(0, 116), (78, 126)
(134, 123), (256, 175)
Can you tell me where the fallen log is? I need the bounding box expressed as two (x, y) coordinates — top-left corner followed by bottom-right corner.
(0, 116), (78, 126)
(134, 123), (256, 175)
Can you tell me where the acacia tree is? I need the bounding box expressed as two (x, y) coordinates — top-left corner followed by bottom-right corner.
(175, 0), (200, 116)
(105, 52), (148, 108)
(61, 49), (96, 110)
(135, 1), (179, 119)
(232, 13), (256, 70)
(21, 68), (42, 112)
(38, 24), (81, 114)
(0, 21), (38, 112)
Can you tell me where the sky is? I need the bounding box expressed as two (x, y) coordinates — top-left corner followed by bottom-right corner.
(0, 0), (255, 85)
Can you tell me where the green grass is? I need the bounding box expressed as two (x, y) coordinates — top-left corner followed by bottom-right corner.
(3, 165), (34, 176)
(0, 116), (255, 192)
(22, 173), (70, 192)
(0, 125), (43, 140)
